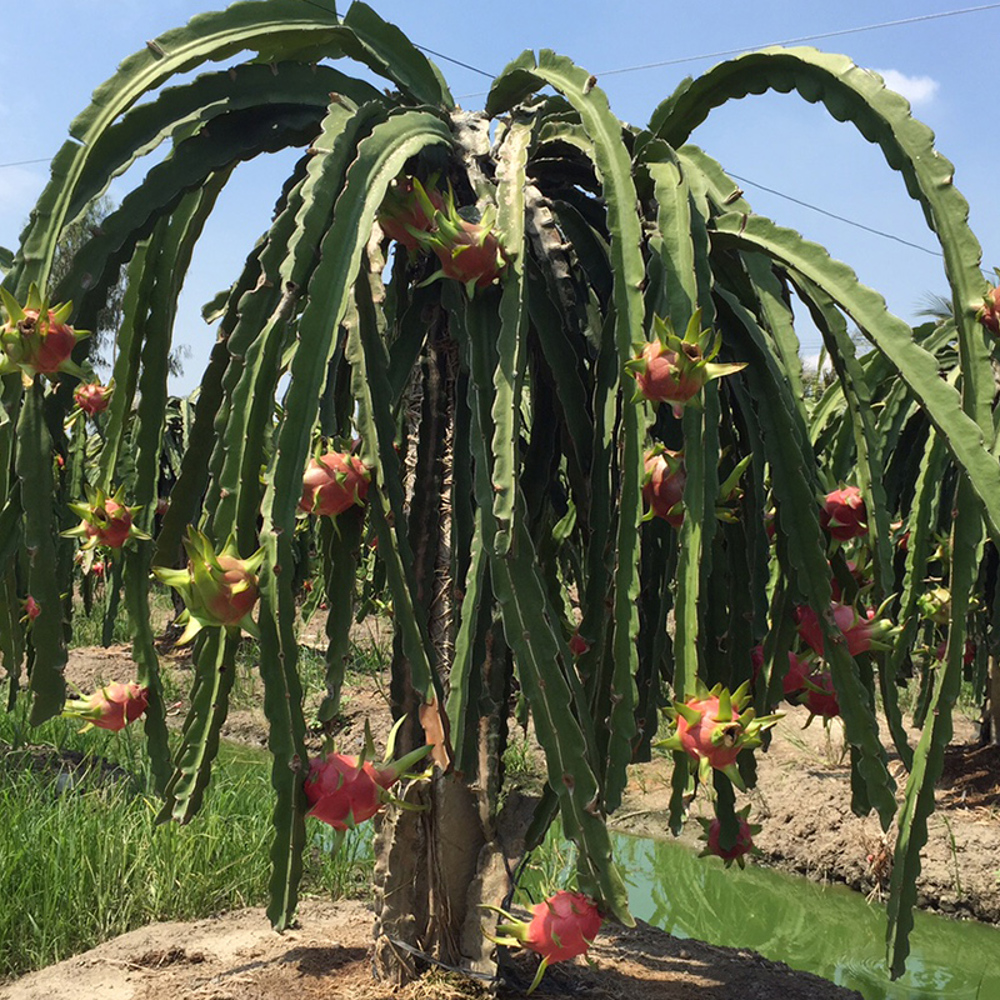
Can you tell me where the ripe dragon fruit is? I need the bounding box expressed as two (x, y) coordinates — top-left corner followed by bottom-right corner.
(935, 637), (977, 666)
(62, 681), (149, 732)
(820, 485), (868, 541)
(486, 890), (603, 995)
(153, 528), (265, 644)
(697, 805), (761, 868)
(304, 718), (432, 831)
(568, 629), (590, 657)
(0, 284), (88, 381)
(63, 486), (148, 551)
(642, 447), (686, 527)
(406, 184), (506, 296)
(376, 174), (445, 251)
(21, 595), (41, 624)
(976, 280), (1000, 334)
(73, 381), (112, 416)
(781, 652), (840, 720)
(298, 451), (370, 517)
(656, 681), (781, 790)
(794, 601), (898, 658)
(627, 310), (745, 418)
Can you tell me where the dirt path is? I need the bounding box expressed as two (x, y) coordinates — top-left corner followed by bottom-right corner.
(10, 643), (996, 999)
(0, 899), (862, 1000)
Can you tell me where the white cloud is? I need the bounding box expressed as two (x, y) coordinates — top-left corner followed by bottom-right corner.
(873, 69), (940, 106)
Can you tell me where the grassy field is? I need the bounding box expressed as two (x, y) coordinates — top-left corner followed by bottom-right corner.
(0, 685), (374, 982)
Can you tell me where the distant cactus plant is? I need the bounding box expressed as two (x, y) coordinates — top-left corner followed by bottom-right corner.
(2, 0), (998, 986)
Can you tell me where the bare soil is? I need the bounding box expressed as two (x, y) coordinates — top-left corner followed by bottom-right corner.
(4, 639), (997, 999)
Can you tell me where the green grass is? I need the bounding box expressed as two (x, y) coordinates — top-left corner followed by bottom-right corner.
(0, 699), (373, 982)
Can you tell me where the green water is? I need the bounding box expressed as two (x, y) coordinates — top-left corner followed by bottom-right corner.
(613, 833), (999, 1000)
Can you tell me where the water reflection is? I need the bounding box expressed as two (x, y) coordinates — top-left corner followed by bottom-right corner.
(613, 833), (997, 1000)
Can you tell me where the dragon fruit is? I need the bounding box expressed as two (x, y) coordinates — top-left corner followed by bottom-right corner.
(698, 806), (761, 868)
(656, 681), (781, 790)
(642, 447), (686, 527)
(486, 890), (603, 994)
(627, 310), (745, 417)
(62, 681), (149, 732)
(0, 284), (88, 381)
(298, 451), (370, 517)
(377, 175), (445, 250)
(976, 280), (1000, 334)
(63, 486), (148, 551)
(153, 528), (265, 644)
(820, 486), (868, 541)
(406, 184), (506, 296)
(935, 638), (977, 665)
(21, 595), (41, 624)
(74, 381), (111, 416)
(304, 719), (431, 831)
(795, 602), (897, 658)
(781, 652), (839, 719)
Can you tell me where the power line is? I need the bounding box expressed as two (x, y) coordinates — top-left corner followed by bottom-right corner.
(0, 156), (54, 170)
(595, 3), (1000, 78)
(727, 172), (944, 258)
(455, 2), (1000, 96)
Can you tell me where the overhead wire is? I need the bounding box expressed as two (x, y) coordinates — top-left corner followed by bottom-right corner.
(3, 2), (994, 264)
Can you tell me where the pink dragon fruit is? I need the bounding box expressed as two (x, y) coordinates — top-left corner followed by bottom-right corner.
(377, 175), (445, 250)
(153, 528), (265, 644)
(643, 447), (686, 527)
(21, 595), (41, 624)
(698, 806), (761, 868)
(487, 890), (603, 994)
(628, 310), (745, 417)
(62, 681), (149, 732)
(74, 381), (111, 415)
(976, 280), (1000, 335)
(406, 184), (506, 296)
(568, 630), (590, 657)
(935, 638), (976, 665)
(656, 681), (781, 790)
(782, 652), (839, 719)
(64, 486), (148, 551)
(304, 720), (431, 831)
(298, 451), (370, 517)
(820, 486), (868, 541)
(0, 284), (89, 381)
(795, 602), (897, 658)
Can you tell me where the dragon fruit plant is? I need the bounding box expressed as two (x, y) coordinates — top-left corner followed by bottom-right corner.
(153, 528), (264, 644)
(697, 805), (761, 868)
(657, 682), (781, 790)
(486, 890), (603, 994)
(4, 1), (997, 982)
(627, 310), (745, 417)
(62, 681), (149, 732)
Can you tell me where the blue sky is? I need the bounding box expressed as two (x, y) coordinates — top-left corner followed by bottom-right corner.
(2, 1), (998, 393)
